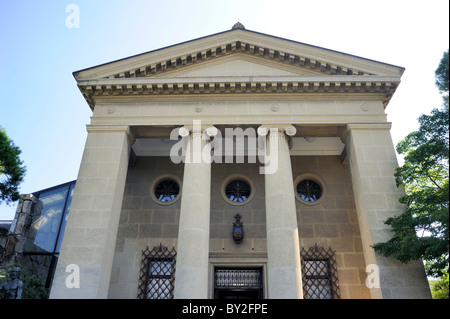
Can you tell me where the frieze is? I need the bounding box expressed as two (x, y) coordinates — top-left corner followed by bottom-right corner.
(78, 75), (399, 110)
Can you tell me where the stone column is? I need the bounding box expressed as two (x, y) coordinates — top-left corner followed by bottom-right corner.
(173, 125), (216, 299)
(259, 126), (303, 299)
(344, 123), (431, 299)
(50, 125), (133, 299)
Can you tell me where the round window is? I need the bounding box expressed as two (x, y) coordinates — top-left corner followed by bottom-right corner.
(294, 174), (326, 205)
(296, 178), (324, 205)
(152, 178), (181, 204)
(222, 176), (253, 205)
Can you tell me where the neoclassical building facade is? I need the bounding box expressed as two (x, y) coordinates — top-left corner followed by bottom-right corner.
(49, 24), (431, 299)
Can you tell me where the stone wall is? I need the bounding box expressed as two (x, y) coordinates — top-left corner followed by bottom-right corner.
(0, 226), (10, 265)
(109, 156), (183, 298)
(292, 155), (370, 298)
(0, 195), (36, 267)
(209, 161), (266, 252)
(109, 155), (370, 298)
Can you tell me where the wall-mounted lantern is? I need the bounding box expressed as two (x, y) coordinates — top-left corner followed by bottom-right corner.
(232, 214), (244, 243)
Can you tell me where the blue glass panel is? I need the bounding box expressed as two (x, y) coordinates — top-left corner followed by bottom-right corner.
(24, 185), (69, 253)
(55, 183), (75, 252)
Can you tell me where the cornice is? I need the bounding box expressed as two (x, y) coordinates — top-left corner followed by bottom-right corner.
(78, 75), (400, 110)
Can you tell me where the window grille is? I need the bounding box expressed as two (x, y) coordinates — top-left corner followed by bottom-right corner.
(154, 179), (180, 203)
(297, 179), (322, 202)
(215, 268), (263, 289)
(225, 180), (251, 203)
(137, 243), (177, 299)
(300, 244), (340, 299)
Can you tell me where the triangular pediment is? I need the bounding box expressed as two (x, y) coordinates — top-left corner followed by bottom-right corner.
(152, 54), (324, 78)
(74, 28), (404, 81)
(74, 28), (405, 110)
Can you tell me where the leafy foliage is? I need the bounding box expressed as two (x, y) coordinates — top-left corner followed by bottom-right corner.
(0, 127), (26, 204)
(373, 50), (449, 282)
(435, 50), (449, 94)
(21, 271), (49, 299)
(430, 271), (449, 299)
(0, 264), (48, 299)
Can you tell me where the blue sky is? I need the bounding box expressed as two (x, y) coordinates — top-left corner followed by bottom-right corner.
(1, 0), (449, 220)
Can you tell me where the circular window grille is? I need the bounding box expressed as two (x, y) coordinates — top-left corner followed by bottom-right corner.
(154, 179), (180, 203)
(296, 179), (323, 203)
(225, 180), (251, 203)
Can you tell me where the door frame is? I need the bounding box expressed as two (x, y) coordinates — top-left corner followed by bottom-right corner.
(209, 251), (267, 299)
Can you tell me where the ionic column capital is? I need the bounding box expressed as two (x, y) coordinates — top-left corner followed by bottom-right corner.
(257, 125), (297, 137)
(178, 124), (218, 137)
(258, 125), (296, 149)
(178, 126), (191, 137)
(205, 126), (219, 137)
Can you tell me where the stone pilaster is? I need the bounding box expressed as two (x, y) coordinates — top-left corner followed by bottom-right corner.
(173, 125), (216, 299)
(49, 125), (133, 299)
(259, 126), (303, 299)
(344, 123), (431, 299)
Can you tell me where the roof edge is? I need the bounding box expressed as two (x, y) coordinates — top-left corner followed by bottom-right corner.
(73, 27), (405, 79)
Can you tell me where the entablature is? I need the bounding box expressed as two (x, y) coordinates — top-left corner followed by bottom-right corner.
(78, 75), (399, 110)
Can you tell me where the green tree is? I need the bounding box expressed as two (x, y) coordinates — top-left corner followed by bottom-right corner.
(373, 50), (449, 282)
(435, 50), (449, 94)
(430, 271), (449, 299)
(0, 127), (26, 204)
